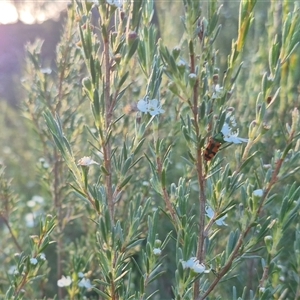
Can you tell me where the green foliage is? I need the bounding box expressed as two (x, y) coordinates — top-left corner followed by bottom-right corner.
(1, 0), (300, 299)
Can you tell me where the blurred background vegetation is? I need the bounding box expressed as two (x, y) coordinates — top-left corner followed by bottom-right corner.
(2, 0), (299, 208)
(1, 0), (300, 299)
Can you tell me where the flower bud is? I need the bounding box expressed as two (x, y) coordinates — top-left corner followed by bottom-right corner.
(154, 239), (162, 248)
(172, 46), (181, 60)
(177, 59), (187, 74)
(168, 81), (179, 95)
(127, 31), (138, 45)
(248, 120), (258, 140)
(261, 122), (271, 135)
(188, 73), (197, 87)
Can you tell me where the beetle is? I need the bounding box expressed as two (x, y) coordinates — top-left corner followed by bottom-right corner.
(203, 132), (224, 161)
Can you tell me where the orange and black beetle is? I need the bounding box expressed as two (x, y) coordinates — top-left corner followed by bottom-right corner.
(203, 133), (224, 161)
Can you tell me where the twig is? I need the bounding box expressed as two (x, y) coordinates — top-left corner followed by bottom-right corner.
(0, 214), (22, 252)
(103, 29), (114, 225)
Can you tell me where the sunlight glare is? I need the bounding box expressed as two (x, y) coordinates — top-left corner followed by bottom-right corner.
(19, 8), (35, 24)
(0, 1), (18, 24)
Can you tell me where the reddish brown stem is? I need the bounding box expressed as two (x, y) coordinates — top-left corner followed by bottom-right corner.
(103, 33), (114, 224)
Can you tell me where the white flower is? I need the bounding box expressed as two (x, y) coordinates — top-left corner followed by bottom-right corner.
(221, 123), (248, 144)
(259, 287), (265, 293)
(8, 265), (18, 275)
(191, 261), (206, 274)
(78, 272), (85, 278)
(106, 0), (123, 8)
(212, 84), (224, 99)
(77, 156), (99, 166)
(41, 68), (52, 74)
(253, 189), (263, 197)
(78, 278), (93, 289)
(205, 206), (227, 226)
(189, 73), (197, 80)
(153, 248), (162, 256)
(182, 257), (197, 269)
(57, 275), (72, 287)
(40, 253), (46, 261)
(25, 213), (36, 228)
(137, 98), (165, 116)
(181, 257), (209, 274)
(27, 195), (44, 207)
(30, 258), (38, 265)
(176, 59), (186, 68)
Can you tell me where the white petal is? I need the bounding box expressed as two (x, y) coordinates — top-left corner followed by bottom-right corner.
(223, 136), (248, 144)
(106, 0), (123, 7)
(78, 278), (93, 289)
(30, 258), (38, 265)
(185, 257), (197, 268)
(253, 189), (263, 197)
(57, 275), (72, 287)
(215, 215), (228, 226)
(192, 262), (206, 274)
(148, 99), (164, 116)
(77, 156), (99, 166)
(221, 123), (231, 135)
(149, 108), (165, 116)
(205, 206), (214, 219)
(153, 248), (162, 255)
(137, 99), (149, 113)
(40, 253), (46, 260)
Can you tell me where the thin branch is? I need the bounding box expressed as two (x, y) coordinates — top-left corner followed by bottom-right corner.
(103, 30), (114, 224)
(189, 38), (207, 299)
(0, 214), (22, 252)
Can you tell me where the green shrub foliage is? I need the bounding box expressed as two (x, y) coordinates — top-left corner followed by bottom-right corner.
(1, 0), (300, 299)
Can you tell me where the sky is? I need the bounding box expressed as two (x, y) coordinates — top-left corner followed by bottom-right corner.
(0, 0), (66, 24)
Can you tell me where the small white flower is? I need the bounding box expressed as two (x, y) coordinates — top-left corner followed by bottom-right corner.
(8, 265), (18, 275)
(27, 195), (44, 207)
(57, 275), (72, 287)
(40, 253), (46, 260)
(41, 68), (52, 74)
(205, 206), (227, 226)
(106, 0), (123, 8)
(181, 257), (209, 274)
(32, 195), (44, 204)
(78, 272), (85, 278)
(259, 287), (265, 293)
(215, 84), (223, 93)
(191, 261), (206, 274)
(77, 156), (99, 166)
(25, 213), (35, 228)
(189, 73), (197, 80)
(30, 258), (38, 265)
(26, 200), (36, 208)
(137, 98), (165, 116)
(183, 257), (197, 269)
(176, 59), (186, 68)
(215, 216), (228, 226)
(153, 248), (162, 256)
(147, 99), (165, 115)
(212, 84), (224, 99)
(253, 189), (263, 197)
(221, 123), (248, 144)
(263, 164), (272, 169)
(137, 98), (149, 113)
(78, 278), (93, 289)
